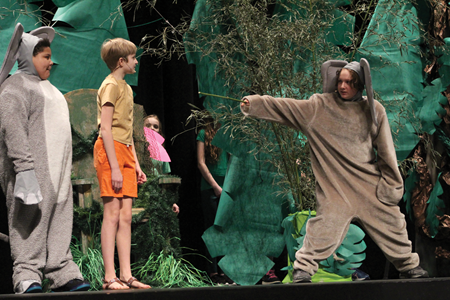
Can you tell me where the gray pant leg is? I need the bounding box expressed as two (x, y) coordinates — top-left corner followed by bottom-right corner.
(6, 184), (46, 289)
(294, 213), (352, 275)
(43, 184), (83, 289)
(7, 178), (82, 291)
(357, 201), (419, 272)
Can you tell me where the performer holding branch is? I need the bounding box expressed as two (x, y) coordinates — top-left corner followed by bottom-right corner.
(240, 59), (428, 282)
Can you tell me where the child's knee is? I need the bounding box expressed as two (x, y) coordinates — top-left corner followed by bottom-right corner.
(103, 208), (121, 224)
(120, 210), (132, 225)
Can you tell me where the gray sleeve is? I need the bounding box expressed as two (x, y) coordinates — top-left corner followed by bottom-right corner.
(241, 94), (317, 132)
(0, 89), (34, 173)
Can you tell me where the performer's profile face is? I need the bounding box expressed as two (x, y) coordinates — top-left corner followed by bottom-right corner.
(121, 53), (138, 75)
(337, 69), (358, 100)
(32, 46), (53, 80)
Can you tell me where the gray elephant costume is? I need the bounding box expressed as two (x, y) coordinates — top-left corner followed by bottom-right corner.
(241, 59), (428, 280)
(0, 23), (87, 293)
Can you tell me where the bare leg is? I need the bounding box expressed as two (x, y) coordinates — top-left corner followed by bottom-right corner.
(116, 197), (132, 280)
(101, 197), (128, 290)
(117, 197), (150, 288)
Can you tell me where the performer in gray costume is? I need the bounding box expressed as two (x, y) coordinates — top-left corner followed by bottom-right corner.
(0, 23), (89, 293)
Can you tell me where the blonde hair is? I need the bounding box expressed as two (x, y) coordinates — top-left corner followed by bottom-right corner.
(100, 38), (137, 72)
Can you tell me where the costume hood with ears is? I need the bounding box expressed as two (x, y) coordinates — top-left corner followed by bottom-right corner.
(321, 58), (377, 127)
(0, 23), (55, 86)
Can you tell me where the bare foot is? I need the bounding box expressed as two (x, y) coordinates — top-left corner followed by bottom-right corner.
(103, 278), (129, 290)
(120, 276), (151, 289)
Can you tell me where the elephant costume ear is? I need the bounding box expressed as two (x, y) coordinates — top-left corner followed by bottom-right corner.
(0, 23), (24, 86)
(359, 58), (377, 127)
(18, 26), (55, 77)
(321, 60), (348, 93)
(29, 26), (55, 42)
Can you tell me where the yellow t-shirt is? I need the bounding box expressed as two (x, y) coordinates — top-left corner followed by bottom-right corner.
(97, 74), (134, 145)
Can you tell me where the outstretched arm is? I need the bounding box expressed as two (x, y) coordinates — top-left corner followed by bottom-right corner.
(240, 94), (316, 131)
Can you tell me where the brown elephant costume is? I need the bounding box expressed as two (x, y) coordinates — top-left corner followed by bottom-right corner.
(241, 59), (425, 279)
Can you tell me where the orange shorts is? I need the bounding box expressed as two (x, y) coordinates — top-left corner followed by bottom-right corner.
(94, 138), (137, 198)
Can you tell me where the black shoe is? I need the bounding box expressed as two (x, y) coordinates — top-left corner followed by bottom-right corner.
(399, 266), (429, 279)
(53, 279), (91, 292)
(262, 270), (281, 285)
(352, 268), (370, 281)
(292, 269), (312, 283)
(222, 274), (237, 285)
(24, 283), (42, 293)
(210, 274), (227, 286)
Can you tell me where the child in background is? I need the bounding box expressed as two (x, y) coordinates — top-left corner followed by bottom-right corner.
(197, 117), (234, 285)
(144, 114), (171, 174)
(143, 114), (179, 214)
(94, 38), (150, 290)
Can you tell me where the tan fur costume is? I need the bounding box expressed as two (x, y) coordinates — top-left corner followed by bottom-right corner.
(241, 91), (420, 275)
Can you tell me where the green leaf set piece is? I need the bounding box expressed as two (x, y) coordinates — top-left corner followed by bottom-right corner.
(282, 210), (366, 282)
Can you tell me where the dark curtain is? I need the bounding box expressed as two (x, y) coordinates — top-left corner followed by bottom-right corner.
(124, 0), (207, 270)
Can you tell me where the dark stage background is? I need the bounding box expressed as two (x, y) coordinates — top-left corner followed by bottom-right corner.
(123, 0), (206, 272)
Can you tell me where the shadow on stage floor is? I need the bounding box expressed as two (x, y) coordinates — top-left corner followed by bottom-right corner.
(1, 277), (450, 300)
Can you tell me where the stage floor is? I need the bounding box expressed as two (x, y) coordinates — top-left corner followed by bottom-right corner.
(0, 277), (449, 300)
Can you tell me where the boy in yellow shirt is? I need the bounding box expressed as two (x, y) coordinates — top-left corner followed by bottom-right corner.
(94, 38), (149, 290)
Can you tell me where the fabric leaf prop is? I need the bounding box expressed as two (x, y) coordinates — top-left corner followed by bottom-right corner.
(403, 169), (419, 222)
(282, 210), (366, 280)
(281, 210), (316, 262)
(425, 172), (445, 238)
(144, 127), (171, 162)
(319, 224), (366, 276)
